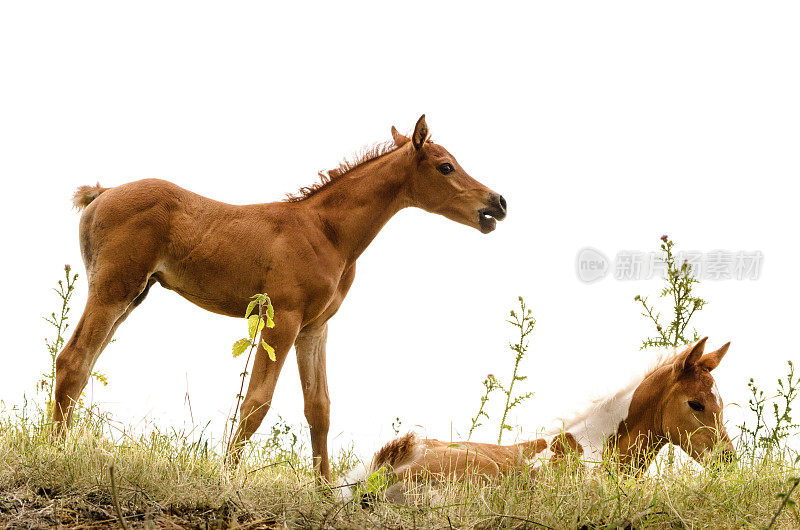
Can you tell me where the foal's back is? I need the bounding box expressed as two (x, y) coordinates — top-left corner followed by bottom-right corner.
(76, 178), (314, 317)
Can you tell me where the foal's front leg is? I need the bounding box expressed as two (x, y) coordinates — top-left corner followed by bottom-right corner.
(294, 323), (331, 483)
(228, 312), (301, 465)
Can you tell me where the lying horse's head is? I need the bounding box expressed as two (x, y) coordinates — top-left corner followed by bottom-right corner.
(660, 338), (735, 464)
(392, 115), (506, 234)
(623, 338), (735, 467)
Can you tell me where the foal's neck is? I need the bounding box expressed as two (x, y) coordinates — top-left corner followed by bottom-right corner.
(557, 372), (666, 466)
(608, 368), (669, 469)
(560, 386), (638, 460)
(301, 148), (412, 261)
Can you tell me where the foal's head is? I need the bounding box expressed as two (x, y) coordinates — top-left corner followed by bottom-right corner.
(392, 115), (507, 234)
(636, 338), (735, 464)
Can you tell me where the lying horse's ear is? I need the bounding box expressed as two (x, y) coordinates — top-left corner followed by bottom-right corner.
(699, 341), (730, 372)
(678, 337), (708, 372)
(391, 126), (410, 147)
(412, 114), (429, 150)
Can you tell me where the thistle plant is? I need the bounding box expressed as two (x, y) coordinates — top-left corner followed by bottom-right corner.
(228, 293), (275, 444)
(467, 375), (498, 441)
(391, 417), (403, 437)
(635, 235), (706, 349)
(41, 265), (107, 418)
(496, 297), (536, 444)
(767, 361), (799, 449)
(742, 377), (768, 463)
(741, 361), (799, 460)
(466, 297), (536, 444)
(41, 265), (78, 413)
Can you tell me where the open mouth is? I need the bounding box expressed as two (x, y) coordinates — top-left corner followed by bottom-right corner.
(478, 209), (501, 234)
(477, 194), (507, 234)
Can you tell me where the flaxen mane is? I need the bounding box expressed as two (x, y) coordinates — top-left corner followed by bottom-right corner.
(285, 140), (399, 202)
(552, 343), (693, 435)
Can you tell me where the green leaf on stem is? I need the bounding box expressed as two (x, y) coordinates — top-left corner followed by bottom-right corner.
(232, 338), (250, 358)
(248, 315), (265, 339)
(262, 340), (276, 362)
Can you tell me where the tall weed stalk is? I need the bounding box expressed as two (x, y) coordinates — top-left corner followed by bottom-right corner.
(635, 235), (706, 349)
(466, 297), (535, 443)
(41, 265), (107, 422)
(740, 361), (799, 461)
(41, 265), (78, 415)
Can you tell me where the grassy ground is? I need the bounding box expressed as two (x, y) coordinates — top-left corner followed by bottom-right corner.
(1, 409), (798, 528)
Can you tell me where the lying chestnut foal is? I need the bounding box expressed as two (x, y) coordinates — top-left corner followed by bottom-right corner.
(341, 339), (734, 504)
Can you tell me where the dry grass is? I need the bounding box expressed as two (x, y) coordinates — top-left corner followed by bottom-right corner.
(1, 408), (798, 529)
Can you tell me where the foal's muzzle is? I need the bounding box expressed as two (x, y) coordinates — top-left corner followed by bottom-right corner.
(705, 446), (737, 469)
(478, 193), (507, 234)
(714, 448), (737, 465)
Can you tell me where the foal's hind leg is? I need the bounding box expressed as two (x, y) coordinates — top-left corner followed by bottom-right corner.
(52, 278), (153, 435)
(295, 323), (332, 482)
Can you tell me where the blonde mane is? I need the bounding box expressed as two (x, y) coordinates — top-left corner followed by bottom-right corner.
(552, 342), (692, 435)
(285, 140), (399, 202)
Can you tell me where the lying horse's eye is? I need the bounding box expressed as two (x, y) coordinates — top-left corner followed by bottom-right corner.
(688, 400), (705, 412)
(437, 163), (454, 175)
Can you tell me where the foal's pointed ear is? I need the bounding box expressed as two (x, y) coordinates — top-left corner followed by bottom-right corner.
(679, 337), (708, 372)
(391, 126), (410, 147)
(412, 114), (429, 150)
(699, 342), (730, 372)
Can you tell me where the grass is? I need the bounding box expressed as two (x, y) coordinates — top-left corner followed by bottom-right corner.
(9, 270), (796, 527)
(1, 407), (799, 528)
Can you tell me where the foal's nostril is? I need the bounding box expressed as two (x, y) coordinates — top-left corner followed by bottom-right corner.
(489, 193), (507, 215)
(483, 193), (507, 224)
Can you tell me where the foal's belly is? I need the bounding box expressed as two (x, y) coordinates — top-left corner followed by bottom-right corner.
(153, 257), (343, 322)
(154, 211), (346, 322)
(152, 268), (254, 318)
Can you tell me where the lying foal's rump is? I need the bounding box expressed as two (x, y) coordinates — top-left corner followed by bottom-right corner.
(339, 433), (549, 504)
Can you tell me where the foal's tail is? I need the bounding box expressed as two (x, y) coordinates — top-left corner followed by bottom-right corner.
(336, 432), (422, 501)
(372, 432), (421, 471)
(72, 183), (108, 210)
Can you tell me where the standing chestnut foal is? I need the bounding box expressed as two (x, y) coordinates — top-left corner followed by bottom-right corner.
(54, 115), (507, 482)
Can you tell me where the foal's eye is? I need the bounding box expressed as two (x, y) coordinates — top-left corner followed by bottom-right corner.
(437, 163), (454, 175)
(688, 400), (705, 412)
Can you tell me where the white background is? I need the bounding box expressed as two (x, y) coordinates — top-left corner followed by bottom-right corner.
(1, 2), (798, 457)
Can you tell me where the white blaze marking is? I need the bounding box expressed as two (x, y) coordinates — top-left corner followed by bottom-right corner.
(712, 382), (722, 406)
